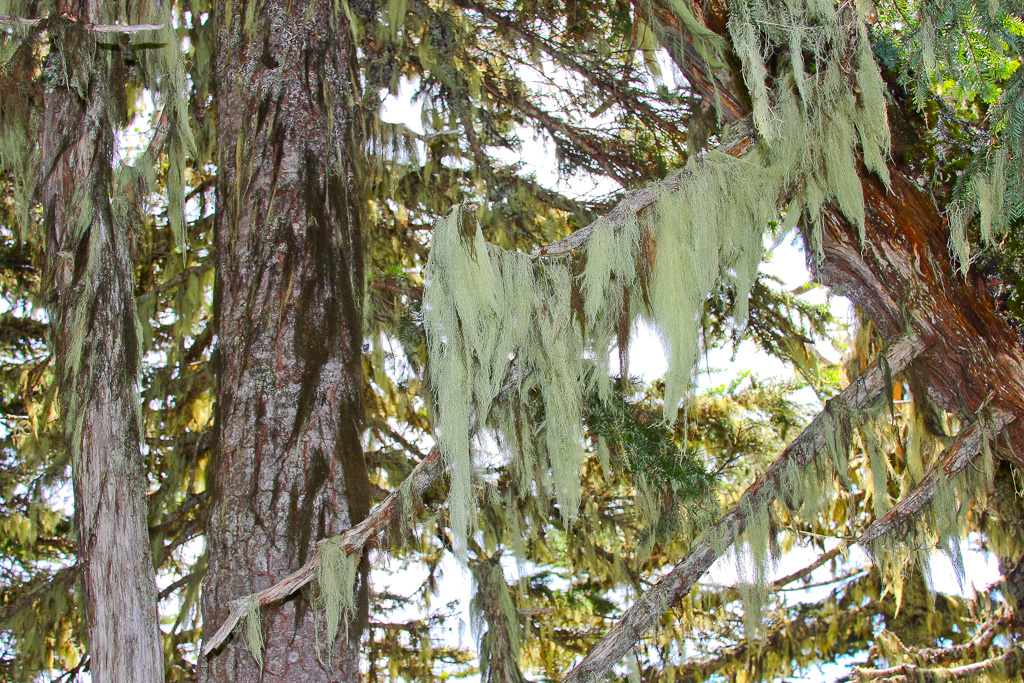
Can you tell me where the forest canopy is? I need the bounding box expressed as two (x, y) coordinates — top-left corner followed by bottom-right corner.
(1, 0), (1024, 681)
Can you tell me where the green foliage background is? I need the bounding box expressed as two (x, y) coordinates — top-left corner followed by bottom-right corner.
(0, 0), (1023, 680)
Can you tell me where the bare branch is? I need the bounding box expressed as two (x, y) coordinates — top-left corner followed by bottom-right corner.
(200, 447), (443, 656)
(771, 543), (847, 589)
(560, 334), (924, 683)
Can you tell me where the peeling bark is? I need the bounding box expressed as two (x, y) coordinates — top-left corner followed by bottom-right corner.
(198, 0), (371, 680)
(816, 164), (1024, 421)
(39, 11), (164, 683)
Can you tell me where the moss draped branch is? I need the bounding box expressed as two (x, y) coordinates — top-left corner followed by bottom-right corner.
(560, 334), (923, 683)
(857, 409), (1016, 549)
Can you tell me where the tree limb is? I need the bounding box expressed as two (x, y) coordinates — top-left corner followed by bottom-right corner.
(856, 409), (1016, 549)
(534, 129), (754, 257)
(200, 447), (443, 656)
(560, 334), (924, 683)
(0, 12), (163, 32)
(852, 646), (1024, 682)
(908, 609), (1011, 666)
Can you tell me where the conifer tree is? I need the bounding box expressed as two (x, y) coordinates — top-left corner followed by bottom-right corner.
(39, 15), (163, 683)
(196, 0), (374, 680)
(4, 0), (1024, 680)
(0, 2), (180, 679)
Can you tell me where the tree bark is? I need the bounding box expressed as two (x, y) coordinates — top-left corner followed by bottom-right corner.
(199, 0), (372, 680)
(39, 11), (164, 683)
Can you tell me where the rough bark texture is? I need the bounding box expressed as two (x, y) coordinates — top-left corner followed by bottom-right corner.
(39, 10), (164, 683)
(201, 447), (443, 655)
(198, 0), (372, 679)
(816, 161), (1024, 423)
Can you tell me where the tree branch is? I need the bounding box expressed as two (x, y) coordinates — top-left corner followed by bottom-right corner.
(0, 12), (163, 32)
(852, 646), (1024, 682)
(856, 408), (1016, 549)
(560, 334), (924, 683)
(200, 447), (443, 656)
(909, 609), (1011, 666)
(771, 543), (847, 590)
(535, 129), (754, 257)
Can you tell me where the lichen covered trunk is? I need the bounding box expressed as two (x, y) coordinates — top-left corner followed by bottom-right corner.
(199, 0), (371, 679)
(39, 16), (164, 683)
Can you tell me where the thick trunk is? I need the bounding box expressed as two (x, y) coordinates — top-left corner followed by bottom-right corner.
(816, 156), (1024, 425)
(39, 15), (164, 683)
(199, 0), (371, 679)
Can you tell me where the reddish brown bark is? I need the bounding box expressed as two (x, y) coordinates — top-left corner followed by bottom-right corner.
(198, 0), (372, 680)
(817, 167), (1024, 422)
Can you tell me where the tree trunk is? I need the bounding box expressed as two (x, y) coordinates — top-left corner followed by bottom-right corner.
(199, 0), (372, 679)
(39, 14), (164, 683)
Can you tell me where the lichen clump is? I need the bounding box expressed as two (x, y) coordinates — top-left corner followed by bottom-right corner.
(423, 0), (891, 557)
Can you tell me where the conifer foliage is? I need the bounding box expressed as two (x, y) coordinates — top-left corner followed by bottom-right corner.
(1, 0), (1024, 681)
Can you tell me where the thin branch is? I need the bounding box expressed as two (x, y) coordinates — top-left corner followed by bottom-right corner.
(856, 408), (1016, 549)
(535, 129), (754, 257)
(156, 568), (204, 602)
(0, 13), (163, 33)
(771, 543), (846, 589)
(677, 580), (887, 682)
(852, 646), (1024, 682)
(200, 447), (443, 656)
(774, 568), (869, 591)
(910, 609), (1011, 666)
(53, 656), (89, 683)
(560, 334), (924, 683)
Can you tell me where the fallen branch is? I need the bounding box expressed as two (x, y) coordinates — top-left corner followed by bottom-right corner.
(856, 408), (1016, 549)
(201, 447), (443, 656)
(560, 334), (924, 683)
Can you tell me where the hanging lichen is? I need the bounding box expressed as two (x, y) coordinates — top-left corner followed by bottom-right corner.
(315, 537), (360, 651)
(869, 411), (1002, 614)
(421, 0), (893, 640)
(242, 596), (264, 668)
(737, 500), (773, 639)
(472, 557), (527, 683)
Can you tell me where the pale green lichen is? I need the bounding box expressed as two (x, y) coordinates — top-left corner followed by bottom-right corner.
(315, 537), (360, 649)
(422, 1), (894, 630)
(738, 500), (773, 639)
(861, 426), (892, 517)
(242, 596), (264, 668)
